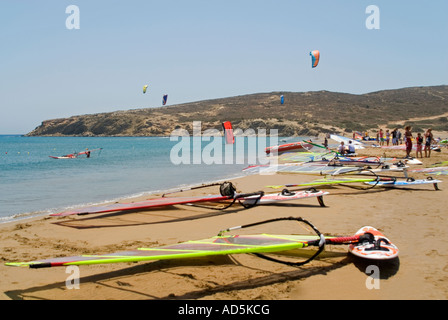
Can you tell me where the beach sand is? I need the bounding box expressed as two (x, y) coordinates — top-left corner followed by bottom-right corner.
(1, 144), (447, 301)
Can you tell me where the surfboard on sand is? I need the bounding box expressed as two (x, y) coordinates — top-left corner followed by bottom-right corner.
(365, 177), (441, 190)
(349, 226), (399, 260)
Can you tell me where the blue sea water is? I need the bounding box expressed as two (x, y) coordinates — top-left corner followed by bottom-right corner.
(0, 135), (282, 223)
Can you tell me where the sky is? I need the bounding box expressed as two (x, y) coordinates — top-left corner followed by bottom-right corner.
(0, 0), (447, 134)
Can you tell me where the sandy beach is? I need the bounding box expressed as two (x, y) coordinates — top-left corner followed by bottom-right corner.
(1, 141), (447, 301)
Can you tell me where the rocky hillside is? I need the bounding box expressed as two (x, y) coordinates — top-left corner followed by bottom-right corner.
(26, 85), (448, 137)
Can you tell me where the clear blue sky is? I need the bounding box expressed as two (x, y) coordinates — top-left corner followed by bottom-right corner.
(1, 0), (447, 134)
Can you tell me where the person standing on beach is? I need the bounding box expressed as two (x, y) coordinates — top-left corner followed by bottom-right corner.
(385, 129), (390, 146)
(379, 128), (384, 146)
(415, 133), (423, 158)
(405, 126), (413, 158)
(424, 128), (433, 158)
(391, 128), (397, 145)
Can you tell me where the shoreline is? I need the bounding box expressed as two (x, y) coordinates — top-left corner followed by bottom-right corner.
(1, 143), (447, 300)
(0, 169), (250, 226)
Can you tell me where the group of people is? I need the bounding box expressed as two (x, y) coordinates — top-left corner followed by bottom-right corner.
(332, 127), (439, 158)
(405, 126), (434, 159)
(373, 128), (404, 146)
(337, 140), (356, 155)
(361, 127), (436, 158)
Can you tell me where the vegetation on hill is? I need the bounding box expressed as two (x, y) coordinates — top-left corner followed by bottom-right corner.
(26, 85), (448, 137)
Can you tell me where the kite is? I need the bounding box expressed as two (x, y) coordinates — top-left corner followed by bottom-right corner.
(310, 50), (320, 68)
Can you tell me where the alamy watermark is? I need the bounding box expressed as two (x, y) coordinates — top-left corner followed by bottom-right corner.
(66, 266), (80, 289)
(169, 121), (279, 168)
(365, 265), (381, 289)
(66, 5), (80, 30)
(365, 5), (380, 30)
(64, 5), (379, 31)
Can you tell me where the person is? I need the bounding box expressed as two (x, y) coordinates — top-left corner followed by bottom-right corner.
(424, 128), (433, 158)
(397, 129), (402, 145)
(347, 140), (356, 155)
(338, 141), (346, 154)
(391, 128), (398, 145)
(405, 126), (413, 158)
(323, 137), (328, 148)
(379, 128), (384, 146)
(385, 129), (390, 146)
(415, 132), (423, 158)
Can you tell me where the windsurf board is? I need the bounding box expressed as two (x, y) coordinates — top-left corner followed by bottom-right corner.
(241, 190), (328, 206)
(349, 226), (399, 260)
(365, 178), (441, 190)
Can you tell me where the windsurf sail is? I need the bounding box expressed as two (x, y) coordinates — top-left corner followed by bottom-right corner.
(143, 85), (148, 94)
(51, 181), (328, 217)
(305, 156), (385, 167)
(409, 166), (448, 173)
(265, 141), (312, 154)
(50, 182), (256, 216)
(162, 94), (168, 105)
(49, 148), (103, 159)
(330, 134), (365, 149)
(243, 162), (408, 176)
(303, 140), (345, 156)
(427, 170), (448, 176)
(76, 148), (103, 157)
(266, 177), (391, 189)
(279, 151), (337, 163)
(243, 163), (360, 176)
(5, 216), (398, 269)
(280, 95), (284, 105)
(431, 161), (448, 167)
(50, 195), (234, 217)
(222, 121), (235, 144)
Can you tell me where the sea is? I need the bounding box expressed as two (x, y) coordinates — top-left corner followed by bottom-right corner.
(0, 134), (289, 223)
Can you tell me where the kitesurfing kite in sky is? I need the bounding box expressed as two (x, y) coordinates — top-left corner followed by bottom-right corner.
(310, 50), (320, 68)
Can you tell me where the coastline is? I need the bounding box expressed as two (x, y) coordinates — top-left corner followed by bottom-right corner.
(1, 143), (447, 300)
(0, 169), (249, 226)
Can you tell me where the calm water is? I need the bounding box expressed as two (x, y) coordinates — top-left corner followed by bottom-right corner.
(0, 135), (282, 223)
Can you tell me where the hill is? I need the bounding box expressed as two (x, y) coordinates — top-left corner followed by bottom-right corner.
(26, 85), (448, 137)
